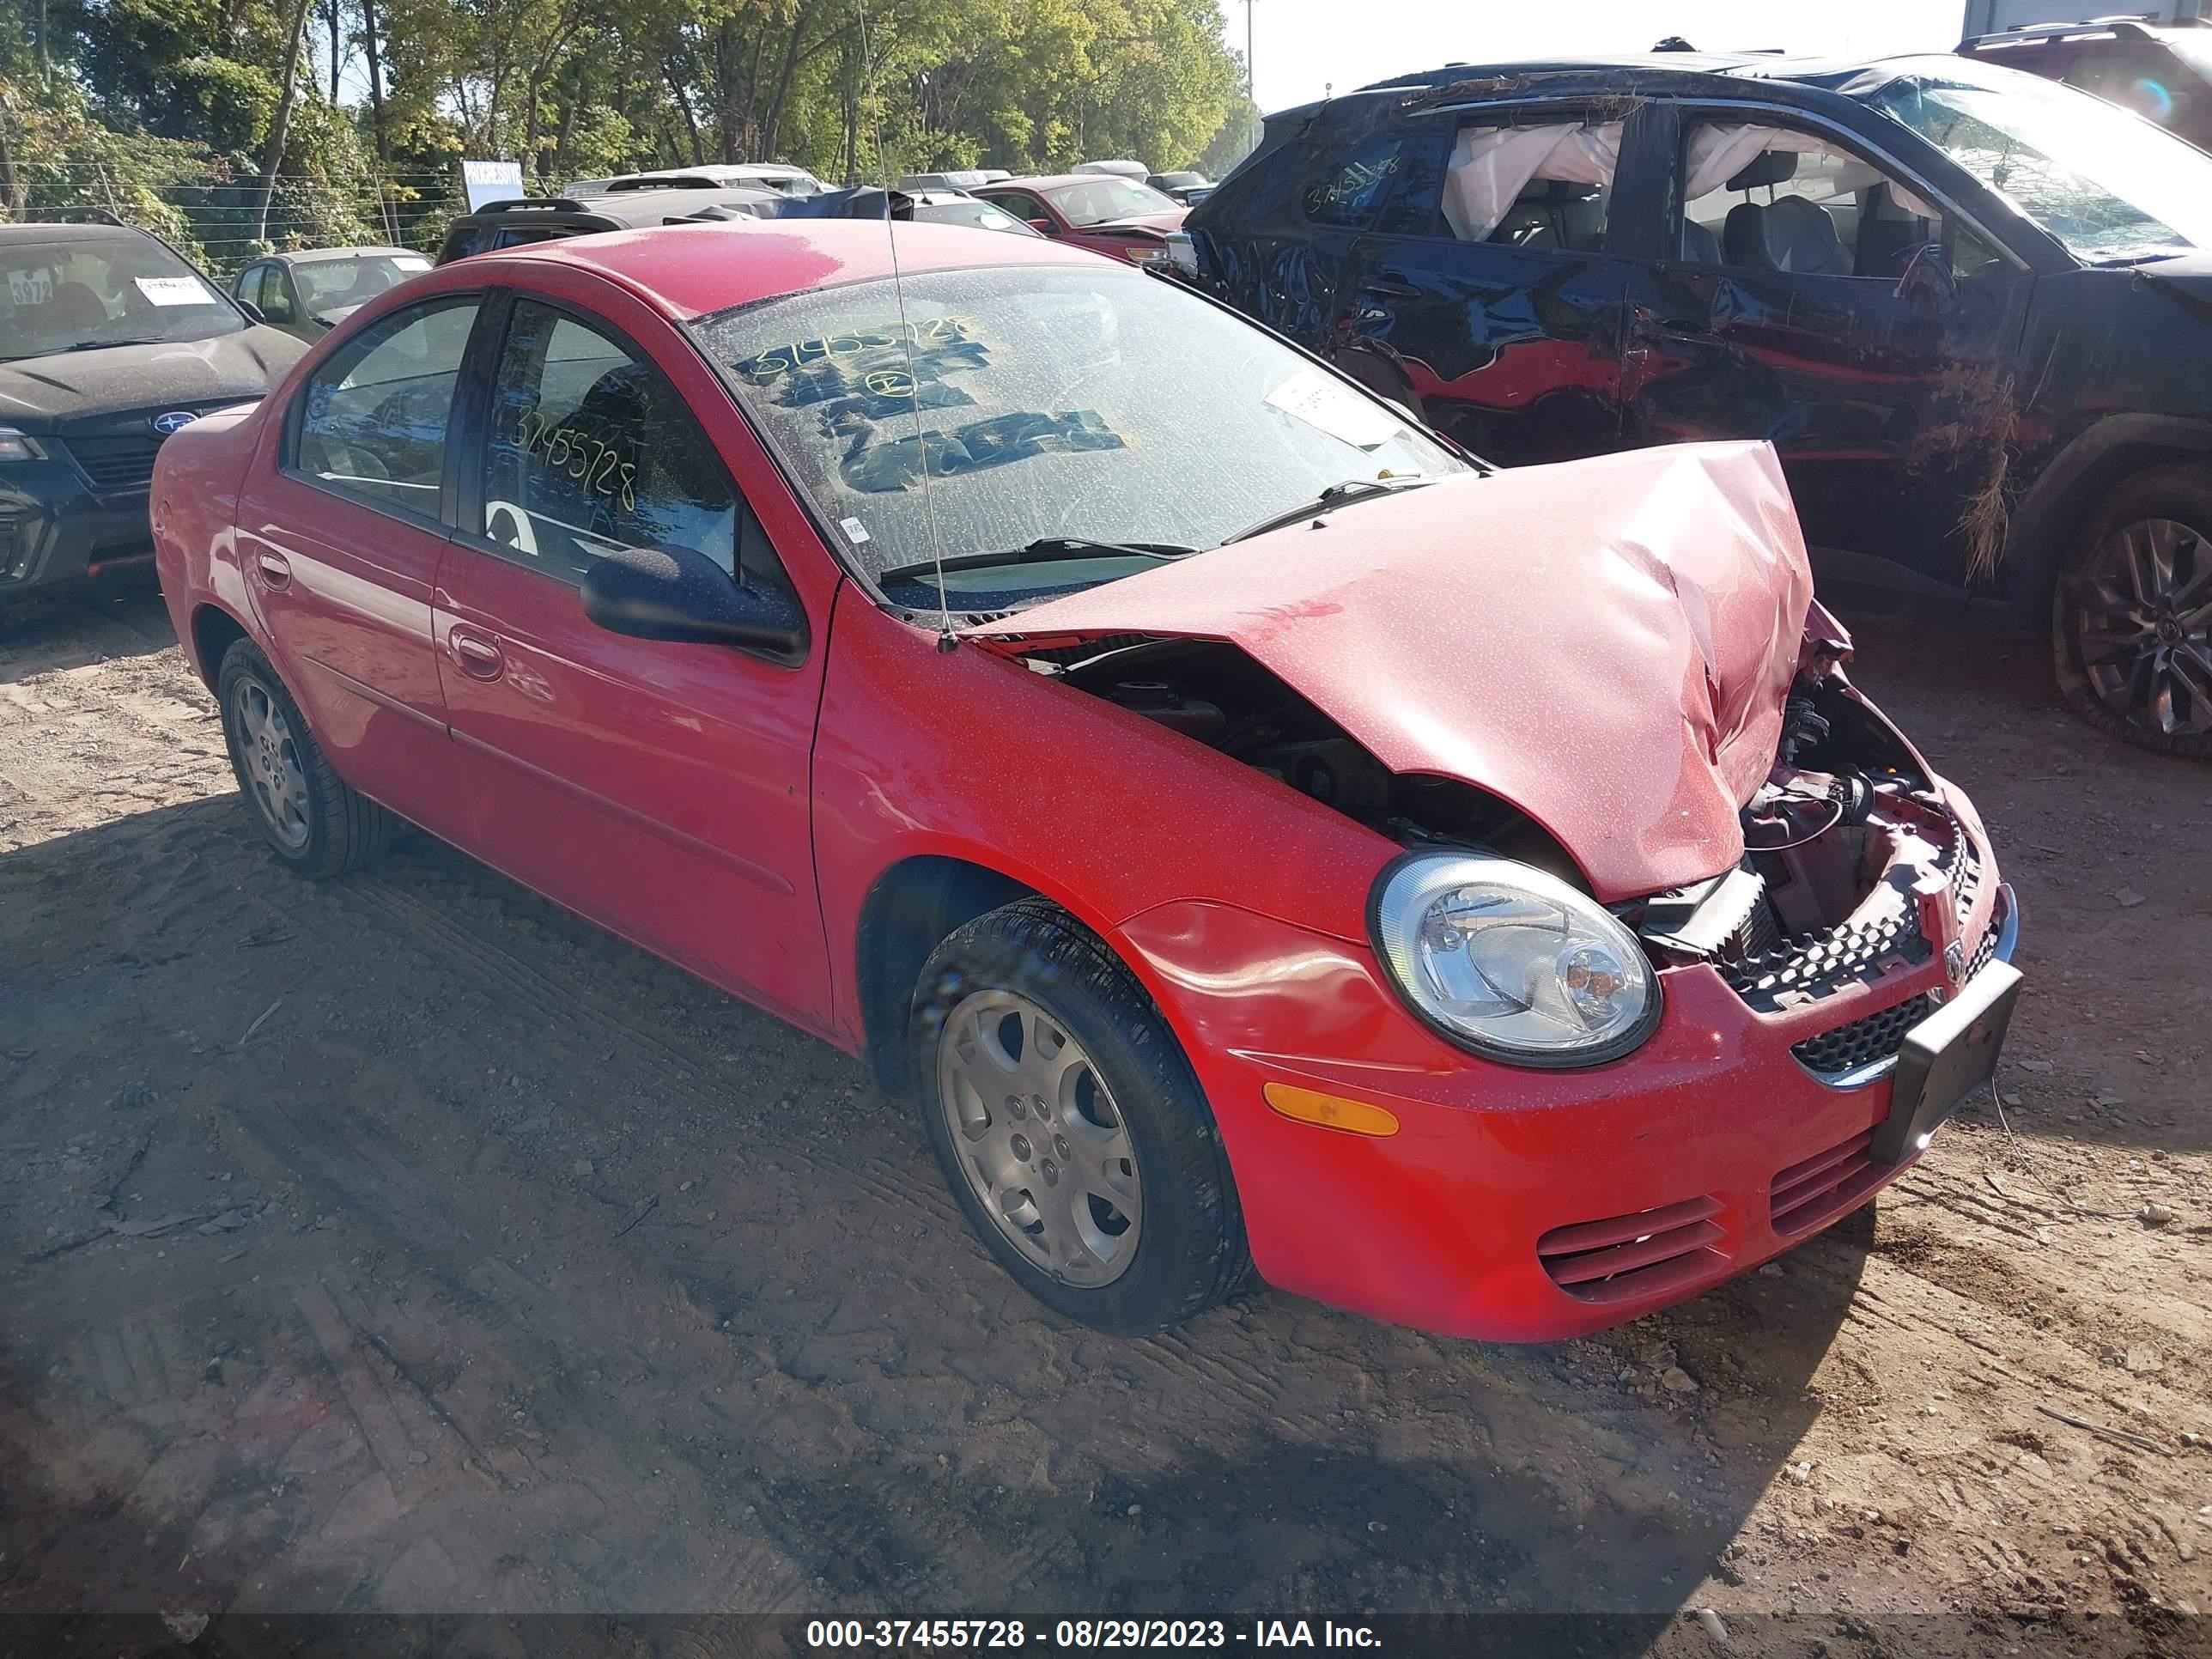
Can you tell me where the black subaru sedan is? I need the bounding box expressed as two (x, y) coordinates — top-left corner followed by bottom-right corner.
(1178, 52), (2212, 757)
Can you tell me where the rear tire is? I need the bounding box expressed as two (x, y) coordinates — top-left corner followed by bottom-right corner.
(2053, 465), (2212, 759)
(217, 639), (394, 876)
(908, 898), (1249, 1334)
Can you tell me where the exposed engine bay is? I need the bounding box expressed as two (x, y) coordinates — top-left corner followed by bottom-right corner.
(1051, 636), (1584, 880)
(1044, 634), (1973, 1007)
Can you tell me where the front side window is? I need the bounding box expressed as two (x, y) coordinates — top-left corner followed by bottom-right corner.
(258, 266), (298, 325)
(0, 234), (241, 362)
(1857, 55), (2212, 263)
(480, 301), (743, 585)
(687, 264), (1468, 610)
(987, 191), (1050, 224)
(292, 298), (479, 514)
(1677, 122), (1954, 279)
(292, 255), (431, 319)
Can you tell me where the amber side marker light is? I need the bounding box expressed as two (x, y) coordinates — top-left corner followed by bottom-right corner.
(1263, 1082), (1400, 1138)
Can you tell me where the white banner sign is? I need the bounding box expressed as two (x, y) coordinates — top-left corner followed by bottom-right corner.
(462, 159), (526, 213)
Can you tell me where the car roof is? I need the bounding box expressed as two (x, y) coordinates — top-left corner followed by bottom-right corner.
(597, 164), (818, 189)
(470, 219), (1109, 319)
(270, 246), (422, 263)
(1353, 52), (1882, 94)
(463, 187), (784, 228)
(0, 221), (153, 243)
(1961, 16), (2201, 50)
(981, 174), (1132, 193)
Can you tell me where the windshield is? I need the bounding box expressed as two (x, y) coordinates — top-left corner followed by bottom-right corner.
(1858, 56), (2212, 261)
(293, 255), (430, 313)
(0, 234), (241, 360)
(1045, 179), (1179, 226)
(688, 264), (1465, 606)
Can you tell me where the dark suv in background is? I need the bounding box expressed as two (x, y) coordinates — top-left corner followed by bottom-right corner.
(1179, 51), (2212, 757)
(1958, 15), (2212, 150)
(0, 216), (304, 597)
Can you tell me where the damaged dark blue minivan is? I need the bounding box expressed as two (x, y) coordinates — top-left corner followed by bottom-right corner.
(1176, 52), (2212, 757)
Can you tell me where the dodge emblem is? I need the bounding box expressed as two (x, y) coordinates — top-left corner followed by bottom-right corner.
(151, 410), (199, 435)
(1943, 940), (1966, 984)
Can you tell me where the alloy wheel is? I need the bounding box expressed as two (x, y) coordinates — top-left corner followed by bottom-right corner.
(2072, 516), (2212, 738)
(934, 989), (1143, 1287)
(232, 679), (312, 849)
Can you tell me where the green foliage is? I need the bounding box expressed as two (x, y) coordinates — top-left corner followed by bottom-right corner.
(5, 0), (1249, 268)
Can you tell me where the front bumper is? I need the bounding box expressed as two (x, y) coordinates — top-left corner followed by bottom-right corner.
(1118, 781), (2020, 1343)
(0, 458), (158, 593)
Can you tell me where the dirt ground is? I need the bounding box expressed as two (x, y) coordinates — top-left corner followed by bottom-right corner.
(1, 583), (2208, 1657)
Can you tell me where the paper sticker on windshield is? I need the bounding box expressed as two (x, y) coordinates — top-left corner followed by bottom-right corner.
(1264, 367), (1406, 450)
(7, 269), (53, 307)
(135, 276), (214, 307)
(839, 517), (871, 544)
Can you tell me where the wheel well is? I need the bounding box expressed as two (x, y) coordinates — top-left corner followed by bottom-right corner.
(855, 856), (1039, 1099)
(2010, 434), (2212, 623)
(190, 604), (250, 693)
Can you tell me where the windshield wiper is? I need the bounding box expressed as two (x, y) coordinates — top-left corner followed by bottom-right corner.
(60, 337), (164, 351)
(875, 536), (1200, 586)
(1222, 476), (1432, 545)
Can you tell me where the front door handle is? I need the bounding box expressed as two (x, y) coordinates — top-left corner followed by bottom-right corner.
(255, 550), (292, 591)
(449, 627), (505, 682)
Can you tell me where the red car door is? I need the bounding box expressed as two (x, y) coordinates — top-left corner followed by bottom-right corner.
(237, 294), (483, 841)
(436, 283), (837, 1033)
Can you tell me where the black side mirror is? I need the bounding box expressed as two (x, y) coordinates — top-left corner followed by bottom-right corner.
(580, 543), (808, 664)
(237, 298), (268, 325)
(1893, 241), (1956, 314)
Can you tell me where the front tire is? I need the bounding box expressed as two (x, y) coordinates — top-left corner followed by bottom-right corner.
(908, 899), (1249, 1334)
(217, 639), (394, 876)
(2053, 465), (2212, 758)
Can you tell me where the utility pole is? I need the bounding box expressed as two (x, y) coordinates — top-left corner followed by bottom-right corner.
(1245, 0), (1255, 101)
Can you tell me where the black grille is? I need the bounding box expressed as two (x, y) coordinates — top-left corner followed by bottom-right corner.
(64, 433), (164, 494)
(1723, 895), (1927, 1012)
(1722, 804), (1984, 1014)
(1790, 923), (1999, 1080)
(0, 512), (19, 580)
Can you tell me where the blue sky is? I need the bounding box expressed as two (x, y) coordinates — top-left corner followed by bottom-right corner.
(1220, 0), (1972, 112)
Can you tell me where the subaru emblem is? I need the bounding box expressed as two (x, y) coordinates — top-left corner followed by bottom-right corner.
(1943, 940), (1966, 984)
(151, 410), (199, 436)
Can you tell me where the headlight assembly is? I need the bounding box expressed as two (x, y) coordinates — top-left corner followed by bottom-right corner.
(0, 428), (47, 462)
(1370, 850), (1660, 1067)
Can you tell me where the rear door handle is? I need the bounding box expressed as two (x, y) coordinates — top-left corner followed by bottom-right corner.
(1363, 274), (1423, 299)
(255, 550), (291, 591)
(449, 627), (505, 682)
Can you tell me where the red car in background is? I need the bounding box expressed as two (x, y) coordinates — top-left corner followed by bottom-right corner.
(150, 220), (2020, 1342)
(973, 173), (1187, 264)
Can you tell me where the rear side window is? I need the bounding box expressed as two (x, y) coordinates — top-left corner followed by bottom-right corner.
(290, 297), (479, 515)
(1304, 133), (1408, 228)
(478, 300), (758, 586)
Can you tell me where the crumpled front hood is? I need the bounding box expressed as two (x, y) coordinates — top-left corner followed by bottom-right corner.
(1085, 210), (1185, 238)
(0, 327), (303, 429)
(965, 441), (1814, 901)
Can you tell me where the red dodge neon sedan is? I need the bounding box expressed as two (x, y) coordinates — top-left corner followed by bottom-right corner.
(152, 221), (2021, 1340)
